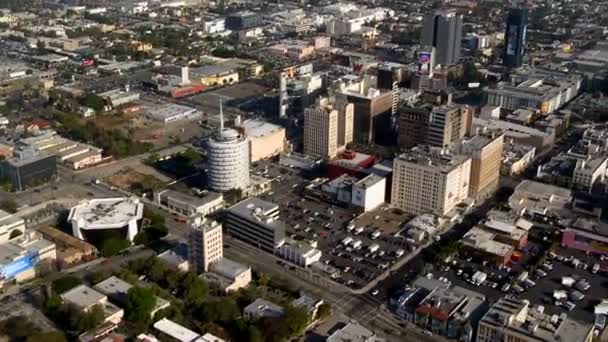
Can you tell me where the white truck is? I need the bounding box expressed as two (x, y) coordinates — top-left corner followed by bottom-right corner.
(371, 230), (381, 240)
(342, 236), (353, 246)
(395, 249), (405, 258)
(562, 276), (576, 287)
(369, 243), (380, 254)
(472, 271), (487, 286)
(352, 240), (363, 250)
(354, 227), (365, 235)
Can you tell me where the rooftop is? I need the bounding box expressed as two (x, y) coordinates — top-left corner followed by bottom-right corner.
(60, 284), (106, 309)
(462, 226), (514, 257)
(94, 276), (170, 313)
(354, 174), (385, 189)
(244, 298), (284, 318)
(69, 197), (144, 229)
(145, 103), (197, 120)
(209, 257), (250, 280)
(0, 231), (55, 267)
(239, 119), (284, 138)
(326, 322), (385, 342)
(481, 297), (593, 342)
(395, 145), (471, 172)
(154, 318), (199, 342)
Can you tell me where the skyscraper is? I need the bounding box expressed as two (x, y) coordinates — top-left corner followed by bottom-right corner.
(503, 7), (529, 68)
(421, 9), (463, 67)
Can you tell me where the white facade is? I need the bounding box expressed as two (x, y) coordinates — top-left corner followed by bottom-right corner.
(188, 215), (223, 273)
(203, 18), (226, 34)
(572, 157), (608, 190)
(392, 148), (471, 216)
(277, 239), (322, 267)
(304, 97), (353, 159)
(0, 210), (25, 243)
(68, 197), (144, 242)
(351, 174), (386, 212)
(206, 128), (250, 192)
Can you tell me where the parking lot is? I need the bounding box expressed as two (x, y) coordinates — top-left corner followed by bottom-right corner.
(251, 161), (419, 291)
(426, 242), (608, 323)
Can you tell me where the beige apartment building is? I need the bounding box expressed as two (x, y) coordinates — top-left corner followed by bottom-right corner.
(453, 130), (504, 201)
(477, 297), (593, 342)
(188, 215), (223, 273)
(391, 146), (471, 217)
(304, 97), (354, 159)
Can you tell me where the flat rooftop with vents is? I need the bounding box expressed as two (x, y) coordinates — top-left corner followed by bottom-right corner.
(68, 197), (144, 242)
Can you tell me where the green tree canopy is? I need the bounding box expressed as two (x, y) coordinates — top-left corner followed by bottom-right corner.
(125, 286), (157, 323)
(26, 331), (67, 342)
(78, 304), (105, 331)
(0, 199), (18, 213)
(52, 275), (83, 294)
(181, 271), (208, 308)
(100, 237), (130, 257)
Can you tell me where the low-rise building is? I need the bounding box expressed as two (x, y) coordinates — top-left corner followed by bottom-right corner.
(477, 297), (593, 342)
(207, 258), (252, 293)
(351, 174), (386, 212)
(153, 318), (224, 342)
(99, 89), (140, 107)
(276, 238), (322, 267)
(501, 143), (536, 176)
(484, 77), (582, 114)
(326, 322), (385, 342)
(461, 226), (514, 266)
(508, 180), (572, 220)
(69, 197), (144, 242)
(0, 209), (25, 243)
(60, 285), (124, 325)
(37, 226), (96, 268)
(400, 214), (443, 245)
(0, 146), (56, 191)
(572, 156), (607, 191)
(413, 278), (486, 340)
(0, 230), (56, 286)
(224, 197), (286, 253)
(144, 104), (200, 124)
(473, 117), (555, 152)
(243, 299), (284, 320)
(156, 190), (223, 217)
(293, 294), (324, 320)
(94, 276), (170, 318)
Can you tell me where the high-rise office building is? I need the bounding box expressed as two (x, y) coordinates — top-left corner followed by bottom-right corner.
(503, 7), (528, 68)
(398, 104), (473, 149)
(391, 146), (471, 216)
(421, 9), (463, 66)
(206, 103), (250, 192)
(453, 130), (505, 201)
(188, 215), (223, 273)
(304, 97), (353, 159)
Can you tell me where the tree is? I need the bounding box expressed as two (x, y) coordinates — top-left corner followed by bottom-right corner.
(146, 258), (167, 283)
(181, 148), (202, 166)
(36, 40), (46, 55)
(248, 325), (264, 342)
(283, 305), (310, 337)
(316, 303), (331, 319)
(0, 316), (41, 340)
(202, 298), (240, 323)
(100, 237), (130, 257)
(78, 304), (105, 331)
(78, 93), (106, 112)
(125, 286), (157, 323)
(52, 275), (82, 294)
(181, 271), (208, 308)
(0, 199), (18, 213)
(27, 331), (67, 342)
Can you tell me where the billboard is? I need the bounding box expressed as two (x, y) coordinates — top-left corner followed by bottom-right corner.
(0, 252), (39, 281)
(418, 51), (432, 75)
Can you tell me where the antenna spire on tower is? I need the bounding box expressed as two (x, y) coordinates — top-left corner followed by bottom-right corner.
(219, 98), (224, 132)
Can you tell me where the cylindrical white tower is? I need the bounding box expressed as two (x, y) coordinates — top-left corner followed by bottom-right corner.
(206, 128), (250, 192)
